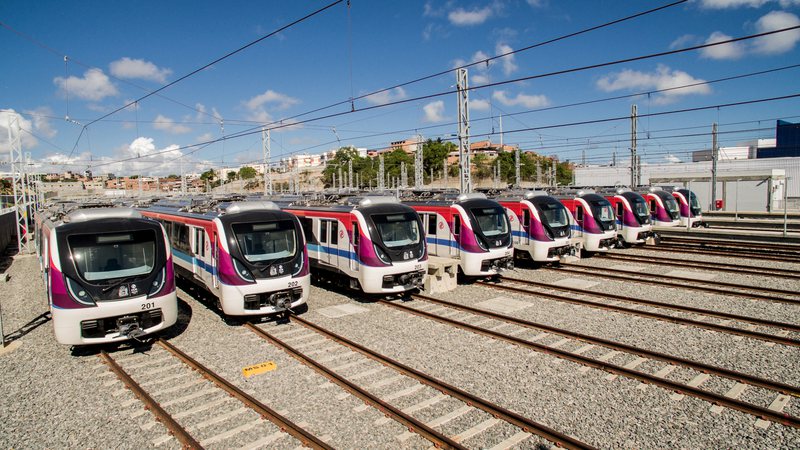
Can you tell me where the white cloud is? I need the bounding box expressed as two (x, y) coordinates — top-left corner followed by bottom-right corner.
(109, 57), (172, 83)
(699, 0), (770, 8)
(472, 73), (491, 84)
(196, 132), (214, 143)
(665, 154), (682, 163)
(670, 34), (699, 50)
(596, 65), (711, 104)
(153, 114), (191, 134)
(495, 43), (518, 76)
(24, 106), (57, 139)
(700, 31), (747, 59)
(53, 68), (118, 101)
(752, 10), (800, 55)
(245, 89), (299, 111)
(364, 87), (408, 105)
(0, 109), (38, 151)
(470, 99), (491, 111)
(423, 101), (446, 122)
(448, 6), (493, 26)
(492, 90), (550, 108)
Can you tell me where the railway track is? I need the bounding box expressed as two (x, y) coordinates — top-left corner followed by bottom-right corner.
(479, 276), (800, 347)
(99, 340), (331, 449)
(660, 236), (800, 256)
(646, 244), (800, 263)
(596, 252), (800, 280)
(246, 318), (595, 450)
(548, 265), (800, 305)
(385, 294), (799, 429)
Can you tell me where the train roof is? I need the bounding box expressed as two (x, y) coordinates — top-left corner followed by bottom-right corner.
(139, 196), (286, 220)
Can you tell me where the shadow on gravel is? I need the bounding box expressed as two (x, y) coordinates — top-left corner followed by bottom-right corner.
(0, 242), (18, 275)
(3, 311), (51, 344)
(310, 273), (417, 305)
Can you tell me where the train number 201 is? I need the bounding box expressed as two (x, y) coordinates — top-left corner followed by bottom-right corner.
(140, 302), (155, 310)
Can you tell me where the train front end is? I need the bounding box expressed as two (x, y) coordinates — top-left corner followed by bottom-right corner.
(457, 195), (514, 276)
(49, 209), (177, 345)
(355, 201), (427, 293)
(215, 203), (310, 316)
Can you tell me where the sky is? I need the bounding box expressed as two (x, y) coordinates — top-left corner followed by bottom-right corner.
(1, 0), (800, 176)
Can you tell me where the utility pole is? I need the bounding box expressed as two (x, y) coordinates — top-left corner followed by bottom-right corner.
(262, 128), (272, 196)
(415, 134), (423, 189)
(630, 104), (638, 187)
(348, 158), (353, 190)
(612, 150), (616, 167)
(8, 115), (30, 255)
(456, 68), (471, 194)
(551, 157), (557, 187)
(514, 146), (521, 189)
(536, 160), (542, 186)
(378, 154), (385, 191)
(401, 161), (407, 187)
(711, 122), (718, 211)
(337, 166), (342, 190)
(443, 158), (448, 188)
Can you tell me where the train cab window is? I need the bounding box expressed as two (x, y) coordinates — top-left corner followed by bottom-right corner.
(330, 221), (338, 245)
(352, 221), (359, 247)
(616, 203), (624, 217)
(522, 209), (530, 228)
(427, 214), (437, 236)
(453, 215), (461, 235)
(576, 206), (584, 221)
(320, 220), (328, 244)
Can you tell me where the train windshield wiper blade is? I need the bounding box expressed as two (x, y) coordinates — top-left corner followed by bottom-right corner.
(101, 276), (139, 293)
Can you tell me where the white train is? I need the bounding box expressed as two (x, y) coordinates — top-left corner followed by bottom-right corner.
(34, 204), (178, 345)
(138, 198), (310, 316)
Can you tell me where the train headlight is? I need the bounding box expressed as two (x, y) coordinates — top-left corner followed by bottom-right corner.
(476, 236), (488, 251)
(148, 267), (166, 298)
(66, 276), (95, 306)
(373, 244), (391, 265)
(233, 258), (255, 283)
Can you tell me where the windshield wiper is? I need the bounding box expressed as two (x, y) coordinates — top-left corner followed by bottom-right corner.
(101, 276), (140, 293)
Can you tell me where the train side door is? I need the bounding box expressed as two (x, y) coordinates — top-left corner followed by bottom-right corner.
(521, 207), (531, 246)
(349, 221), (359, 272)
(330, 220), (340, 269)
(575, 205), (585, 237)
(450, 213), (461, 258)
(615, 201), (625, 230)
(424, 214), (439, 257)
(190, 227), (201, 278)
(211, 231), (219, 289)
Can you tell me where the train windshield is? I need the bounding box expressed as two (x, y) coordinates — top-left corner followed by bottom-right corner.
(630, 196), (650, 224)
(69, 230), (156, 282)
(536, 201), (569, 227)
(233, 221), (297, 262)
(471, 207), (509, 237)
(659, 192), (680, 218)
(372, 213), (421, 248)
(688, 192), (702, 215)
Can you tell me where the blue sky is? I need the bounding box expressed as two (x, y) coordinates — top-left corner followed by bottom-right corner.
(1, 0), (800, 176)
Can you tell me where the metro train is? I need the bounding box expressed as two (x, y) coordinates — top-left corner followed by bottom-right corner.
(551, 190), (618, 252)
(404, 193), (514, 276)
(660, 186), (705, 227)
(636, 186), (681, 227)
(278, 195), (427, 294)
(494, 191), (580, 262)
(138, 198), (310, 316)
(600, 188), (655, 245)
(34, 204), (178, 345)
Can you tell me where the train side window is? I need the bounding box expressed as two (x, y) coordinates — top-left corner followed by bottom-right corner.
(427, 214), (437, 235)
(352, 221), (359, 247)
(616, 203), (623, 217)
(330, 221), (338, 245)
(173, 223), (191, 254)
(453, 215), (461, 235)
(320, 220), (328, 244)
(522, 209), (530, 228)
(576, 206), (584, 221)
(300, 217), (317, 244)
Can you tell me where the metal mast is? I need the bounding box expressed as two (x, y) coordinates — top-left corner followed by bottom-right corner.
(400, 161), (407, 187)
(514, 146), (521, 189)
(630, 104), (638, 187)
(348, 158), (353, 190)
(262, 128), (272, 196)
(711, 122), (718, 210)
(378, 153), (385, 190)
(414, 134), (423, 189)
(8, 115), (30, 254)
(456, 68), (471, 194)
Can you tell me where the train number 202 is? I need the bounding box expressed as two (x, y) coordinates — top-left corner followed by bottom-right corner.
(140, 302), (155, 310)
(288, 281), (299, 288)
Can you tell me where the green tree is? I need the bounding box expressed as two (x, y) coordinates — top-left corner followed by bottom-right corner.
(238, 166), (257, 179)
(422, 138), (456, 182)
(226, 171), (236, 182)
(200, 169), (216, 182)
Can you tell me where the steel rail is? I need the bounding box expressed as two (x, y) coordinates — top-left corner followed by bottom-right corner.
(597, 252), (800, 279)
(496, 276), (800, 333)
(408, 293), (800, 397)
(646, 245), (800, 263)
(477, 279), (800, 347)
(155, 339), (332, 450)
(99, 351), (203, 449)
(379, 299), (800, 428)
(243, 323), (467, 450)
(661, 236), (800, 252)
(549, 265), (800, 305)
(249, 319), (596, 450)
